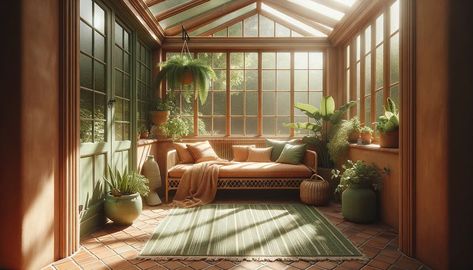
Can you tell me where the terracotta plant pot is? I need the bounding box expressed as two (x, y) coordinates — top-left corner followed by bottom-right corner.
(379, 129), (399, 148)
(361, 132), (372, 144)
(348, 131), (360, 143)
(140, 131), (149, 139)
(150, 110), (170, 126)
(182, 71), (193, 85)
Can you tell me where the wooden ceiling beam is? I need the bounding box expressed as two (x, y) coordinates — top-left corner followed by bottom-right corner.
(145, 0), (165, 7)
(264, 0), (338, 28)
(196, 9), (258, 36)
(263, 1), (332, 35)
(260, 10), (313, 36)
(155, 0), (210, 21)
(164, 0), (256, 36)
(311, 0), (350, 13)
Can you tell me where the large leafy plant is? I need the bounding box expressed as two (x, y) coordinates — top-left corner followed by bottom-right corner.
(103, 166), (150, 197)
(327, 118), (358, 164)
(376, 98), (399, 133)
(160, 116), (192, 140)
(332, 160), (384, 194)
(287, 96), (355, 168)
(155, 55), (216, 105)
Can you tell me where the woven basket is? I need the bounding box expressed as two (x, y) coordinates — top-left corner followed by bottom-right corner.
(300, 174), (330, 206)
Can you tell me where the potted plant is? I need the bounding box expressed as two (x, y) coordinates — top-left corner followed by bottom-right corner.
(327, 117), (358, 166)
(150, 94), (175, 127)
(376, 98), (399, 148)
(332, 160), (384, 223)
(360, 126), (373, 144)
(155, 55), (216, 105)
(348, 117), (361, 143)
(139, 125), (149, 139)
(160, 116), (192, 140)
(103, 166), (150, 225)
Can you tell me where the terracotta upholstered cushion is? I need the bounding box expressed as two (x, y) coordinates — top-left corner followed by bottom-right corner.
(246, 147), (272, 162)
(186, 141), (219, 163)
(173, 142), (195, 164)
(168, 162), (312, 178)
(232, 145), (255, 162)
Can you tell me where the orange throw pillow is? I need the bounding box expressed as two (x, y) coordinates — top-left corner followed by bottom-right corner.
(246, 147), (273, 162)
(173, 143), (195, 164)
(186, 141), (219, 163)
(232, 145), (255, 162)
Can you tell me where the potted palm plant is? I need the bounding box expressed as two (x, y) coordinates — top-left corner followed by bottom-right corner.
(103, 166), (149, 225)
(376, 98), (399, 148)
(332, 160), (384, 223)
(155, 55), (216, 105)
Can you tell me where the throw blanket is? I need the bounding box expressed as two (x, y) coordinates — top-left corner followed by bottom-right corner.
(173, 161), (231, 208)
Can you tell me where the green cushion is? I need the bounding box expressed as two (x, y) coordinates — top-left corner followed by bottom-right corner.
(276, 144), (307, 165)
(265, 139), (298, 161)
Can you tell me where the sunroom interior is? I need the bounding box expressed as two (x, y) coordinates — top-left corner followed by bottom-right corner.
(1, 0), (473, 270)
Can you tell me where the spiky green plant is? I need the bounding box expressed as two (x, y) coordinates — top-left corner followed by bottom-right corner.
(103, 166), (149, 197)
(376, 98), (399, 133)
(155, 55), (216, 105)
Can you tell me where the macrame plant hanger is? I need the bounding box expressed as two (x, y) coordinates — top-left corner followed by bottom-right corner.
(180, 26), (192, 59)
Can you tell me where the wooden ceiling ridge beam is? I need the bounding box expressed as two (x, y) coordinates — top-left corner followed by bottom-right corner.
(263, 1), (332, 35)
(125, 0), (164, 43)
(145, 0), (165, 7)
(155, 0), (210, 21)
(264, 0), (338, 28)
(197, 9), (258, 36)
(259, 10), (313, 36)
(164, 0), (256, 36)
(311, 0), (350, 13)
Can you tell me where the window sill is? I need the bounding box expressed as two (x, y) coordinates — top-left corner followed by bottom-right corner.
(349, 143), (399, 154)
(137, 139), (160, 146)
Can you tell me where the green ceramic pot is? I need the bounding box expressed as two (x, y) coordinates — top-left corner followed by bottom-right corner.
(341, 184), (377, 223)
(104, 192), (142, 225)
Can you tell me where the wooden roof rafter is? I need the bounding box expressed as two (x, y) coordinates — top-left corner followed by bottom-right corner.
(164, 0), (257, 36)
(259, 10), (313, 36)
(196, 9), (258, 36)
(311, 0), (350, 13)
(155, 0), (210, 21)
(145, 0), (165, 7)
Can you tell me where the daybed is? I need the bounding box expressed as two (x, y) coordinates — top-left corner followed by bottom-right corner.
(164, 148), (318, 202)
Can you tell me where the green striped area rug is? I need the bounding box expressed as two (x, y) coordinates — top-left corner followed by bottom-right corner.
(140, 204), (363, 261)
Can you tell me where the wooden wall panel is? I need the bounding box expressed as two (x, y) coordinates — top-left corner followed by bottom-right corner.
(348, 146), (400, 231)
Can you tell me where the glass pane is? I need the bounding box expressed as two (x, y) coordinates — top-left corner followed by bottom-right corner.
(263, 92), (275, 115)
(294, 52), (308, 69)
(124, 31), (129, 51)
(356, 62), (361, 102)
(263, 117), (275, 135)
(375, 90), (384, 118)
(246, 117), (257, 135)
(115, 123), (122, 141)
(376, 14), (384, 45)
(294, 70), (308, 91)
(277, 53), (290, 69)
(94, 3), (105, 33)
(80, 54), (93, 89)
(231, 92), (244, 115)
(376, 46), (384, 89)
(390, 33), (400, 84)
(365, 26), (372, 53)
(243, 15), (258, 37)
(115, 71), (123, 96)
(365, 53), (372, 95)
(277, 92), (290, 115)
(214, 92), (226, 115)
(80, 21), (93, 55)
(228, 22), (242, 37)
(213, 70), (226, 90)
(277, 70), (290, 91)
(94, 61), (105, 92)
(214, 117), (226, 135)
(245, 53), (258, 69)
(199, 94), (212, 115)
(231, 118), (244, 135)
(94, 32), (105, 61)
(262, 53), (275, 69)
(277, 117), (290, 135)
(94, 121), (105, 142)
(309, 70), (323, 90)
(309, 52), (323, 69)
(80, 120), (93, 142)
(80, 90), (93, 119)
(356, 35), (361, 61)
(390, 85), (399, 106)
(245, 70), (258, 90)
(262, 70), (275, 91)
(295, 92), (308, 116)
(114, 46), (123, 69)
(213, 53), (226, 69)
(275, 23), (290, 37)
(230, 70), (244, 90)
(198, 52), (211, 66)
(365, 95), (372, 126)
(259, 15), (274, 37)
(346, 45), (350, 68)
(246, 92), (258, 115)
(309, 92), (322, 106)
(115, 99), (123, 121)
(123, 123), (130, 140)
(390, 0), (400, 34)
(214, 29), (227, 37)
(200, 118), (212, 135)
(115, 23), (123, 47)
(230, 53), (244, 69)
(80, 0), (93, 24)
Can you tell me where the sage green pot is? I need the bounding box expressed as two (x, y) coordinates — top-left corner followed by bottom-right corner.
(104, 192), (142, 225)
(341, 184), (377, 223)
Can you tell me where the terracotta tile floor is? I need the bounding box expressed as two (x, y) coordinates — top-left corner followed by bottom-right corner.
(45, 191), (429, 270)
